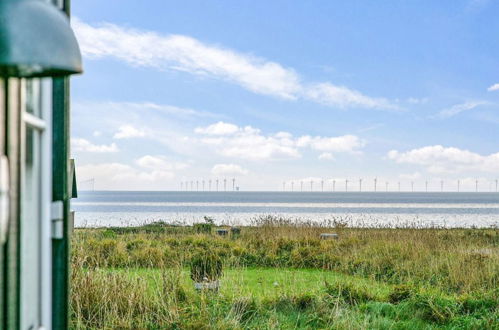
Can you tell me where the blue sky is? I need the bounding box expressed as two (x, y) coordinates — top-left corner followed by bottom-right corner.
(70, 0), (499, 191)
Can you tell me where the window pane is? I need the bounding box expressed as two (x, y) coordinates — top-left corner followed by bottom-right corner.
(25, 79), (41, 117)
(21, 126), (42, 328)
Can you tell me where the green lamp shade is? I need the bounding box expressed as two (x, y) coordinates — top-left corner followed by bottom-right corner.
(0, 0), (82, 78)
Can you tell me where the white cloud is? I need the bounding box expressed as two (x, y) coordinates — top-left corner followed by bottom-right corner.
(318, 152), (334, 160)
(73, 18), (301, 99)
(296, 134), (365, 152)
(211, 164), (249, 176)
(433, 101), (487, 119)
(114, 125), (146, 139)
(136, 155), (188, 171)
(74, 101), (212, 118)
(194, 121), (239, 135)
(77, 162), (176, 190)
(399, 172), (421, 180)
(487, 83), (499, 92)
(305, 83), (399, 110)
(73, 19), (397, 110)
(71, 138), (118, 153)
(72, 100), (219, 158)
(195, 121), (365, 161)
(407, 97), (429, 104)
(388, 145), (499, 174)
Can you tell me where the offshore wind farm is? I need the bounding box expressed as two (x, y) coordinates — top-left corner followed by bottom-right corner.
(74, 175), (499, 229)
(172, 177), (499, 193)
(73, 188), (499, 230)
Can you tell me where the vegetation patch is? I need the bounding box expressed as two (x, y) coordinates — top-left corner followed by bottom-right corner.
(71, 218), (498, 329)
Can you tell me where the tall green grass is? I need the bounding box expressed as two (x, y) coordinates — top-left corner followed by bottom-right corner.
(71, 217), (498, 328)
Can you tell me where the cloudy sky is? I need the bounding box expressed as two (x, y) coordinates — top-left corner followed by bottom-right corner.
(71, 0), (499, 191)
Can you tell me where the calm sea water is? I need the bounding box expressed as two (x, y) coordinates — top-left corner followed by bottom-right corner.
(73, 191), (499, 228)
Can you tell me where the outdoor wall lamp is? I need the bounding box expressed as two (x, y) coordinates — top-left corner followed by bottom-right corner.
(0, 0), (82, 78)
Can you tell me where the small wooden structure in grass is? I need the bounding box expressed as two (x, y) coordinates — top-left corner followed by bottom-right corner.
(216, 228), (229, 236)
(320, 233), (339, 240)
(230, 227), (241, 238)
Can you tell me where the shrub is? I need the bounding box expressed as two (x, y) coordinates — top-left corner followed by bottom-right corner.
(325, 280), (380, 305)
(460, 295), (498, 316)
(203, 216), (215, 225)
(293, 293), (316, 310)
(388, 284), (414, 304)
(360, 302), (397, 319)
(190, 252), (223, 282)
(161, 269), (188, 303)
(101, 229), (117, 239)
(411, 293), (461, 324)
(231, 297), (258, 322)
(193, 223), (213, 234)
(126, 239), (146, 252)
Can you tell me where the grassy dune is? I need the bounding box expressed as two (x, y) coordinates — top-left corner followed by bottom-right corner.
(71, 218), (498, 329)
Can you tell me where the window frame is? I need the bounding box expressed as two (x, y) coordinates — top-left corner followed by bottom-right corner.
(19, 78), (53, 330)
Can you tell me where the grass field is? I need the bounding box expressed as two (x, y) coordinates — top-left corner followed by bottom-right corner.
(70, 218), (499, 329)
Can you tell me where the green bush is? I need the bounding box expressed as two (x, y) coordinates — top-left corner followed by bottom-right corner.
(411, 293), (461, 324)
(388, 284), (414, 304)
(193, 223), (213, 234)
(325, 280), (381, 305)
(126, 239), (146, 252)
(190, 252), (223, 282)
(293, 293), (316, 310)
(231, 297), (258, 322)
(460, 295), (498, 316)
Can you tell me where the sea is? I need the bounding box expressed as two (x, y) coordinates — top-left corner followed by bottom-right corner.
(72, 191), (499, 228)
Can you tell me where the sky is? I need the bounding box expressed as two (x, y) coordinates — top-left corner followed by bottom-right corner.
(70, 0), (499, 191)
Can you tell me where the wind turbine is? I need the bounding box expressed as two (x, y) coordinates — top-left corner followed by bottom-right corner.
(209, 180), (212, 191)
(283, 182), (286, 191)
(232, 178), (236, 191)
(345, 179), (349, 192)
(425, 181), (428, 192)
(321, 179), (324, 192)
(196, 180), (199, 191)
(181, 182), (183, 191)
(374, 178), (377, 192)
(359, 178), (363, 192)
(440, 180), (444, 192)
(224, 178), (227, 191)
(475, 179), (478, 192)
(216, 179), (219, 192)
(291, 182), (294, 192)
(301, 181), (303, 192)
(398, 182), (401, 192)
(457, 180), (460, 192)
(385, 181), (389, 192)
(202, 180), (205, 191)
(411, 181), (414, 192)
(333, 180), (336, 192)
(310, 180), (313, 192)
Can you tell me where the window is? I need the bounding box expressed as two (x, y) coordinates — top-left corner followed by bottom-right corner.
(20, 78), (52, 330)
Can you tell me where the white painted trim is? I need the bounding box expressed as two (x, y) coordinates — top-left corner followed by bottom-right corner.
(39, 78), (53, 330)
(0, 155), (9, 244)
(23, 112), (47, 131)
(19, 78), (52, 330)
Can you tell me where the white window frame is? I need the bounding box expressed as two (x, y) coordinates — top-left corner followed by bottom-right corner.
(19, 78), (53, 330)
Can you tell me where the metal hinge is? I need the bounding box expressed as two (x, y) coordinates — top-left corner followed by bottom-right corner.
(51, 201), (64, 239)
